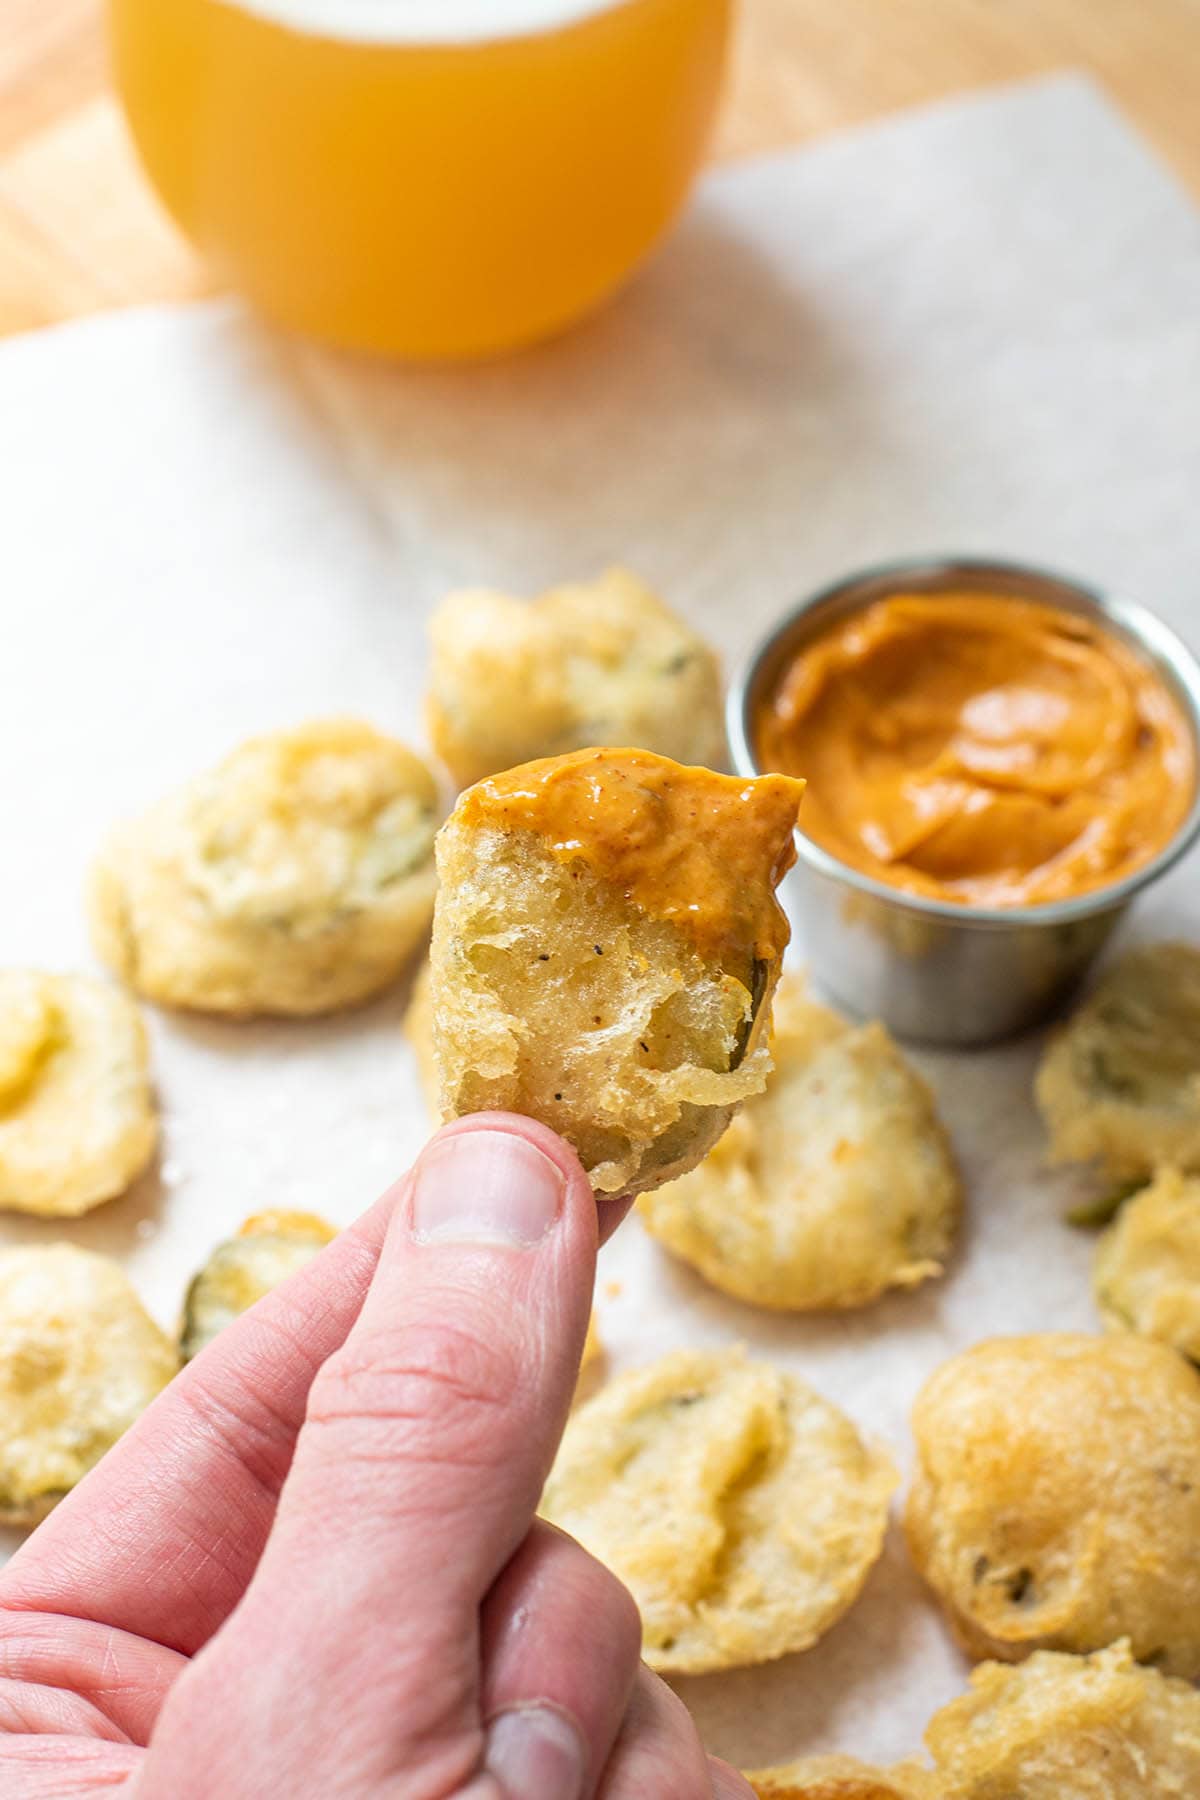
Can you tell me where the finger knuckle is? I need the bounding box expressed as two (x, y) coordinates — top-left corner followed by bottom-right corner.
(571, 1548), (643, 1665)
(175, 1350), (302, 1499)
(538, 1522), (644, 1665)
(307, 1315), (523, 1474)
(607, 1575), (645, 1667)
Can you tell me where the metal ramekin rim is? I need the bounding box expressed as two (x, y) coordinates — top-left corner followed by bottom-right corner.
(727, 554), (1200, 931)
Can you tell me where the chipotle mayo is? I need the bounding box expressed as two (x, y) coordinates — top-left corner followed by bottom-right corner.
(460, 747), (804, 968)
(755, 594), (1195, 908)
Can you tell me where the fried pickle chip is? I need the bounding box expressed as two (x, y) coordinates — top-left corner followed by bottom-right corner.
(429, 749), (804, 1201)
(924, 1642), (1200, 1798)
(905, 1333), (1200, 1675)
(638, 975), (960, 1309)
(0, 970), (157, 1217)
(540, 1347), (897, 1674)
(1035, 942), (1200, 1179)
(181, 1210), (337, 1361)
(747, 1756), (938, 1799)
(0, 1244), (177, 1526)
(425, 568), (725, 789)
(1094, 1167), (1200, 1361)
(90, 720), (438, 1017)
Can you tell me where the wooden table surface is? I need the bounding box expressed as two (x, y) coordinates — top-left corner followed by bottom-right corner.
(2, 0), (1199, 340)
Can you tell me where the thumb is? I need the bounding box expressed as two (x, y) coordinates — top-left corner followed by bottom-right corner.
(147, 1116), (598, 1797)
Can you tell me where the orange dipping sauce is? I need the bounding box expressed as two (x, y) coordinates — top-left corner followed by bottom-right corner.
(461, 747), (804, 969)
(755, 593), (1196, 909)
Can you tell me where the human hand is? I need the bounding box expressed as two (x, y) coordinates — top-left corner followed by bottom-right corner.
(0, 1114), (754, 1799)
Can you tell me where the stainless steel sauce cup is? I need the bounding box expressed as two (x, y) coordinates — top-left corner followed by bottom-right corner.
(727, 557), (1200, 1046)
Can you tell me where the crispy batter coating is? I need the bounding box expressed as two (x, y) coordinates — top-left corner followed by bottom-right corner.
(1094, 1168), (1200, 1361)
(540, 1348), (897, 1674)
(638, 975), (960, 1309)
(181, 1210), (337, 1361)
(747, 1756), (938, 1799)
(425, 568), (725, 789)
(429, 750), (803, 1200)
(1035, 943), (1200, 1179)
(905, 1333), (1200, 1675)
(0, 1244), (177, 1526)
(90, 720), (438, 1017)
(0, 970), (157, 1217)
(924, 1642), (1200, 1798)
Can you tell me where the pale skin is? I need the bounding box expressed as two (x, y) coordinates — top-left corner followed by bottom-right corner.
(0, 1114), (755, 1799)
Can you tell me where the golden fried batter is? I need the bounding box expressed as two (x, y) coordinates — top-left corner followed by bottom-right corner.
(540, 1348), (896, 1674)
(905, 1333), (1200, 1675)
(0, 970), (157, 1217)
(638, 975), (960, 1309)
(90, 720), (438, 1017)
(181, 1210), (337, 1360)
(1094, 1167), (1200, 1361)
(429, 749), (803, 1201)
(924, 1642), (1200, 1798)
(1035, 942), (1200, 1179)
(425, 568), (725, 789)
(747, 1757), (937, 1799)
(0, 1244), (177, 1526)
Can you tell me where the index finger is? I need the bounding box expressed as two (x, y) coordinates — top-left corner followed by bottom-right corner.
(127, 1119), (600, 1798)
(0, 1118), (613, 1659)
(0, 1190), (392, 1653)
(227, 1116), (597, 1670)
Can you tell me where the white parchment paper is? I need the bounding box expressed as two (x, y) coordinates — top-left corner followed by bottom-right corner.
(1, 71), (1198, 1769)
